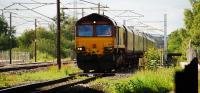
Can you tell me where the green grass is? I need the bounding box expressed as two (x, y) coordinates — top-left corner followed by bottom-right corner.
(32, 51), (55, 62)
(0, 64), (80, 88)
(91, 68), (175, 93)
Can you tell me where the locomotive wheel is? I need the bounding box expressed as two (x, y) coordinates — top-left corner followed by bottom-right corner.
(94, 69), (105, 73)
(116, 51), (125, 68)
(83, 70), (89, 73)
(105, 69), (112, 73)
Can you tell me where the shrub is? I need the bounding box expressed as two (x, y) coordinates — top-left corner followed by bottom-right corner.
(91, 68), (175, 93)
(144, 48), (162, 70)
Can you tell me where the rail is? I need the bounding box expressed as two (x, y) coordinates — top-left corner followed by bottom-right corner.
(0, 61), (75, 72)
(0, 72), (115, 93)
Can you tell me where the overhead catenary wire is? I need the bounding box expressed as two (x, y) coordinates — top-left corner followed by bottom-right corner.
(1, 1), (55, 22)
(30, 0), (41, 4)
(13, 2), (56, 5)
(0, 0), (60, 39)
(79, 0), (108, 8)
(1, 0), (163, 37)
(18, 3), (54, 21)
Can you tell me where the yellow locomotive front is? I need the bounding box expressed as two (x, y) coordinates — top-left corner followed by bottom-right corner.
(75, 13), (116, 72)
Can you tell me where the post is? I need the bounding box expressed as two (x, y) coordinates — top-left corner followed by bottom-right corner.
(98, 3), (100, 14)
(188, 39), (193, 62)
(73, 0), (77, 19)
(9, 12), (12, 64)
(1, 10), (3, 17)
(81, 8), (84, 17)
(123, 20), (126, 26)
(164, 14), (167, 64)
(160, 48), (163, 66)
(57, 0), (61, 69)
(34, 19), (37, 62)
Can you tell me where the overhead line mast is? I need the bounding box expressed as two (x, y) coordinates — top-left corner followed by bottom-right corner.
(9, 12), (12, 64)
(57, 0), (61, 69)
(164, 14), (167, 64)
(34, 19), (37, 62)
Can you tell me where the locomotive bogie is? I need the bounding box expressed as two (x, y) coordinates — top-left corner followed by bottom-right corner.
(77, 54), (115, 71)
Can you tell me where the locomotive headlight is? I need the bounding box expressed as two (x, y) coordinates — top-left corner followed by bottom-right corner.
(77, 47), (85, 51)
(78, 47), (82, 50)
(104, 47), (113, 51)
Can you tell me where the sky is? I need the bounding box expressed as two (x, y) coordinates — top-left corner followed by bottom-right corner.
(0, 0), (192, 36)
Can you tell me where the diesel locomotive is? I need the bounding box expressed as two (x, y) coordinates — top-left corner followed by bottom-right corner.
(75, 13), (155, 72)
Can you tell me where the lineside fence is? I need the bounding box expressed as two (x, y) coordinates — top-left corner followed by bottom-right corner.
(0, 51), (31, 64)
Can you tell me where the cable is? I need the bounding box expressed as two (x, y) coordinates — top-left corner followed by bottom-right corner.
(18, 3), (54, 21)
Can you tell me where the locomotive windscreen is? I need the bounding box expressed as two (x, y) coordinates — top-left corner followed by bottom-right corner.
(77, 24), (112, 37)
(77, 25), (93, 37)
(96, 25), (112, 36)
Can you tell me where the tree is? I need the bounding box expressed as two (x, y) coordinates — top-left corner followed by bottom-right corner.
(49, 11), (76, 58)
(17, 29), (35, 48)
(168, 0), (200, 60)
(189, 0), (200, 4)
(0, 16), (17, 50)
(17, 10), (77, 59)
(184, 9), (193, 30)
(0, 16), (8, 35)
(168, 29), (183, 52)
(189, 1), (200, 48)
(17, 27), (54, 54)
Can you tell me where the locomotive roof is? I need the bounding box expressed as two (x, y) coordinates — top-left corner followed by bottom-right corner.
(126, 26), (155, 42)
(126, 26), (141, 35)
(147, 34), (155, 42)
(76, 13), (117, 25)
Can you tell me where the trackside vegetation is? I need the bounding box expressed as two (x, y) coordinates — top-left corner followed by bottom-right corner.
(90, 48), (177, 93)
(144, 48), (162, 69)
(0, 64), (80, 88)
(90, 68), (175, 93)
(168, 0), (200, 60)
(0, 11), (76, 62)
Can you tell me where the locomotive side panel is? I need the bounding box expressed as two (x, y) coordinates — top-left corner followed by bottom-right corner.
(134, 34), (140, 52)
(143, 36), (147, 52)
(138, 35), (144, 52)
(115, 27), (126, 49)
(126, 31), (134, 52)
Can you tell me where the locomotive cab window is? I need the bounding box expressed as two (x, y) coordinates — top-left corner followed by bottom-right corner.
(77, 25), (93, 37)
(96, 25), (112, 36)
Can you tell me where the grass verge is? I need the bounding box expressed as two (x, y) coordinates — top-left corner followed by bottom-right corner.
(90, 68), (175, 93)
(0, 64), (80, 88)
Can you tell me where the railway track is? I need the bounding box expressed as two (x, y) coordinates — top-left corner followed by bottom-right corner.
(0, 61), (75, 72)
(0, 72), (115, 93)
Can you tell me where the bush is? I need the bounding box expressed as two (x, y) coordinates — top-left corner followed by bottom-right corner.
(33, 51), (55, 62)
(144, 48), (162, 70)
(91, 68), (175, 93)
(115, 68), (174, 93)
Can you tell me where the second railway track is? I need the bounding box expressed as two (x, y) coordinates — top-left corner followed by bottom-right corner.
(0, 72), (115, 93)
(0, 61), (75, 72)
